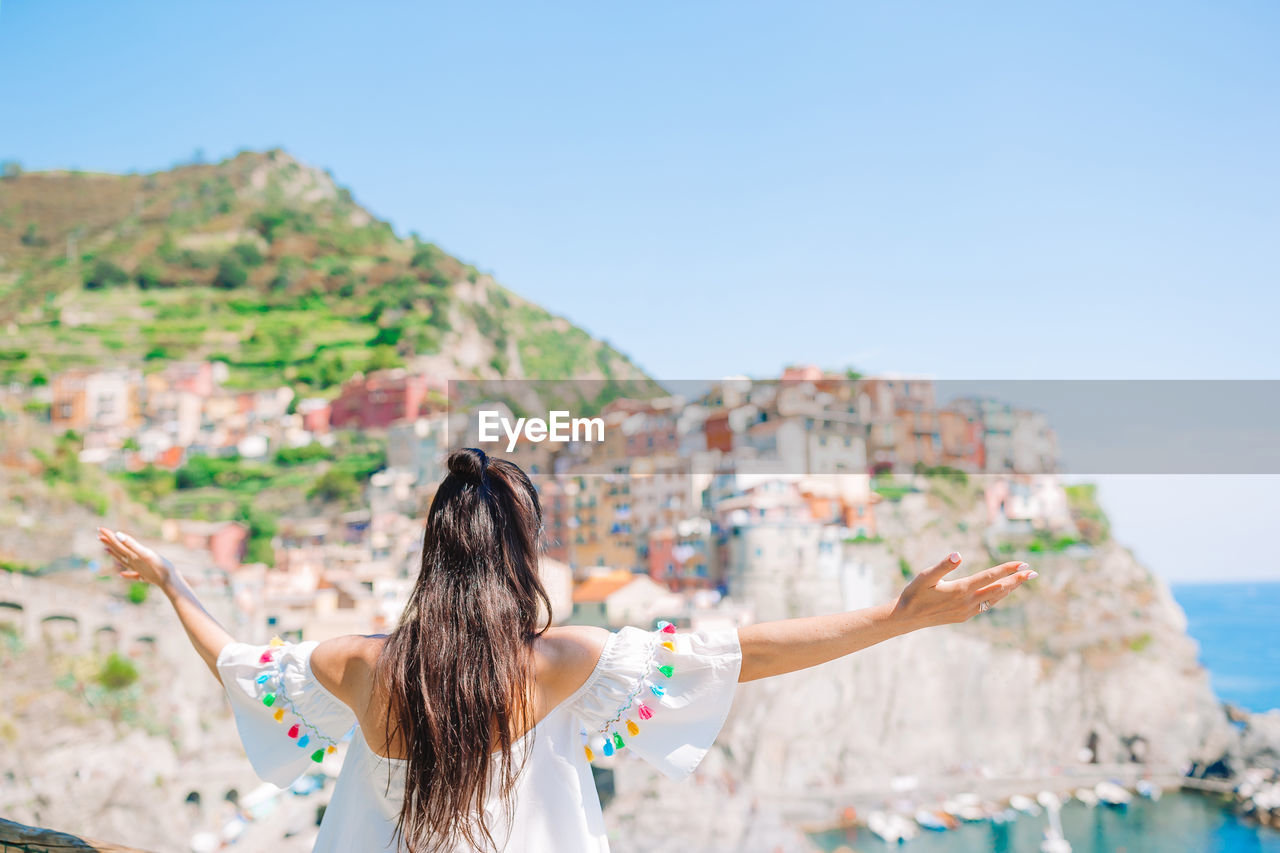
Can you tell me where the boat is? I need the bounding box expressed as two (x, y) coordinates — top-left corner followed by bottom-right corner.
(914, 809), (948, 832)
(1136, 779), (1163, 801)
(941, 796), (986, 823)
(1073, 787), (1099, 808)
(989, 807), (1020, 825)
(1036, 791), (1062, 810)
(868, 811), (919, 843)
(1040, 790), (1072, 853)
(1009, 794), (1042, 816)
(1095, 781), (1133, 808)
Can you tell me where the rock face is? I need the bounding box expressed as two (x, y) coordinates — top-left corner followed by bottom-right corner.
(0, 575), (323, 853)
(606, 480), (1237, 845)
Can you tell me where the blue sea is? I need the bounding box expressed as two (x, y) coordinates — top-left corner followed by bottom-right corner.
(811, 581), (1280, 852)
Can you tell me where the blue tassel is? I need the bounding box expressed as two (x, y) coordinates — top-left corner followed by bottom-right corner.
(298, 734), (310, 748)
(650, 683), (665, 697)
(256, 674), (270, 685)
(603, 740), (615, 757)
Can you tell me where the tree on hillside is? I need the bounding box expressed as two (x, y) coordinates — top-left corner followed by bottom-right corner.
(307, 468), (361, 505)
(213, 254), (249, 289)
(83, 259), (130, 290)
(20, 223), (48, 247)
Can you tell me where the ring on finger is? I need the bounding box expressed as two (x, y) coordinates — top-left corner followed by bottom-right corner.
(979, 600), (991, 613)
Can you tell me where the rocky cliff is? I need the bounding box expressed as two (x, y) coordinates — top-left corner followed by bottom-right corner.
(605, 477), (1243, 850)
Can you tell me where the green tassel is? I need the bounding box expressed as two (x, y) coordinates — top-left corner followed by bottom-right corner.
(657, 665), (673, 678)
(311, 748), (325, 763)
(613, 731), (625, 750)
(263, 693), (275, 707)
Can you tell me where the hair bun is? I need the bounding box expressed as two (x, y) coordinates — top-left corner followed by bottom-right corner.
(447, 447), (488, 485)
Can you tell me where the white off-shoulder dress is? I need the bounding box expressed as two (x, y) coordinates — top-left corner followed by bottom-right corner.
(216, 623), (742, 852)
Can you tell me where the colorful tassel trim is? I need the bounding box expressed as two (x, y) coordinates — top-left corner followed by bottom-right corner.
(585, 624), (679, 763)
(253, 637), (340, 766)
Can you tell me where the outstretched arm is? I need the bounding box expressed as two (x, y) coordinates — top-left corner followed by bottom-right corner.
(737, 552), (1035, 682)
(98, 527), (234, 683)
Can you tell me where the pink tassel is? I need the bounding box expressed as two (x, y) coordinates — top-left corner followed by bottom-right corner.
(638, 703), (653, 720)
(661, 623), (676, 634)
(258, 650), (273, 664)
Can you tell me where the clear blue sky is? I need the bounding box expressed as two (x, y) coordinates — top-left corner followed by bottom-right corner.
(3, 1), (1277, 580)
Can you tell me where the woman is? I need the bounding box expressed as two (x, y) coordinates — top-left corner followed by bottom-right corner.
(97, 447), (1034, 852)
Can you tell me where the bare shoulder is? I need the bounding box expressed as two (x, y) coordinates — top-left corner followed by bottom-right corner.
(534, 625), (613, 702)
(311, 634), (388, 709)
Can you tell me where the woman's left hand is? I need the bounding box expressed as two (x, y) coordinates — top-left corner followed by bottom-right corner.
(891, 552), (1036, 629)
(96, 527), (176, 589)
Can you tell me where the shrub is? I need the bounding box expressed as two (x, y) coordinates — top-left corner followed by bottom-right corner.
(360, 345), (404, 373)
(232, 242), (265, 267)
(70, 484), (107, 515)
(236, 501), (279, 568)
(410, 244), (444, 270)
(274, 443), (334, 466)
(368, 325), (403, 347)
(20, 223), (47, 247)
(1128, 633), (1153, 653)
(307, 468), (361, 504)
(83, 259), (131, 290)
(213, 255), (249, 289)
(920, 465), (969, 486)
(135, 261), (173, 290)
(250, 208), (315, 242)
(97, 652), (139, 690)
(127, 582), (149, 604)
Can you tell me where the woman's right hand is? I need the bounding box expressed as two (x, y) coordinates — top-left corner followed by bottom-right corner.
(890, 552), (1036, 630)
(97, 527), (178, 590)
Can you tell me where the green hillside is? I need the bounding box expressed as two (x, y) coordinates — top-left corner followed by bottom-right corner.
(0, 150), (658, 409)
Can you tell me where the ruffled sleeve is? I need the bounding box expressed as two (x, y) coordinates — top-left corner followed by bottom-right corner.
(568, 621), (741, 781)
(216, 637), (357, 787)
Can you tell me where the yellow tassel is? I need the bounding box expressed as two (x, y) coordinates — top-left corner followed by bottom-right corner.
(661, 641), (675, 652)
(273, 708), (284, 722)
(626, 719), (640, 737)
(327, 745), (336, 754)
(269, 635), (285, 647)
(584, 745), (594, 761)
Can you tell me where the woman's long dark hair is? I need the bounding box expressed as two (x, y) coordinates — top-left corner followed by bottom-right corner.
(376, 447), (553, 852)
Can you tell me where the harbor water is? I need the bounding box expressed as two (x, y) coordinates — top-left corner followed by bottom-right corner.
(810, 792), (1280, 852)
(809, 581), (1280, 851)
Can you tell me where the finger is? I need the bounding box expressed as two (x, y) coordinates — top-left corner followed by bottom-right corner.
(919, 552), (963, 584)
(98, 528), (128, 553)
(110, 530), (146, 563)
(100, 537), (133, 565)
(973, 569), (1037, 603)
(957, 561), (1027, 593)
(114, 530), (144, 556)
(113, 557), (141, 580)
